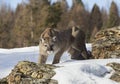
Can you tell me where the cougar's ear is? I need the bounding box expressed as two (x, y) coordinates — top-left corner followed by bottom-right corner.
(50, 28), (57, 36)
(39, 38), (44, 43)
(41, 38), (44, 43)
(40, 33), (44, 43)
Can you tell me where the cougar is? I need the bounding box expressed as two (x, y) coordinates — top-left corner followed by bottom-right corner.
(39, 26), (89, 64)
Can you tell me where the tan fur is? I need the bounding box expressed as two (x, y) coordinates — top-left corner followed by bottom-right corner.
(39, 27), (89, 64)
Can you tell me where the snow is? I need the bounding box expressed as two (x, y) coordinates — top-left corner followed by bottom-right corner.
(0, 43), (120, 84)
(53, 61), (118, 84)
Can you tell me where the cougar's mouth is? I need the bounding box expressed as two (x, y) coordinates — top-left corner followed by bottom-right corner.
(47, 51), (53, 54)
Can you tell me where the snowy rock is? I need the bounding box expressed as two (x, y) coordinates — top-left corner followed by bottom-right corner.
(0, 61), (58, 84)
(92, 26), (120, 59)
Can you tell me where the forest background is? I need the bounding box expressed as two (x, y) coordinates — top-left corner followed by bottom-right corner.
(0, 0), (120, 48)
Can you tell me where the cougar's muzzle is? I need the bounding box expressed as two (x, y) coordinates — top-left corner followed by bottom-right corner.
(47, 44), (54, 51)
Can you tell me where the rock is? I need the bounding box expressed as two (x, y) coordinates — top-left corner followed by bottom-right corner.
(92, 26), (120, 58)
(0, 78), (7, 84)
(106, 62), (120, 83)
(0, 61), (58, 84)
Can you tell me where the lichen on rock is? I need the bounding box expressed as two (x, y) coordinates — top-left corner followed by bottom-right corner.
(92, 26), (120, 59)
(0, 61), (58, 84)
(107, 62), (120, 83)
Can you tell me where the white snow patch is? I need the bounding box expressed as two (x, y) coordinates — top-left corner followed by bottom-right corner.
(53, 62), (118, 84)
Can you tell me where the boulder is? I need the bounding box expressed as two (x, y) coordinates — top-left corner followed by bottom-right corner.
(92, 26), (120, 58)
(0, 61), (58, 84)
(107, 62), (120, 83)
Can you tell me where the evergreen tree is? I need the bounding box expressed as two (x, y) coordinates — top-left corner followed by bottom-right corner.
(70, 0), (88, 27)
(27, 0), (50, 45)
(90, 4), (103, 41)
(72, 0), (84, 7)
(46, 2), (62, 28)
(0, 4), (14, 48)
(57, 0), (69, 29)
(11, 3), (32, 47)
(90, 4), (103, 30)
(101, 8), (108, 28)
(107, 1), (119, 28)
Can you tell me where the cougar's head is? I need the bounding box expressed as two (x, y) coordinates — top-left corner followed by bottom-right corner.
(39, 28), (58, 54)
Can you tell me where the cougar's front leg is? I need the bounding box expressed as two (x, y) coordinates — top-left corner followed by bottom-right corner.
(81, 44), (89, 59)
(52, 50), (64, 64)
(38, 54), (48, 64)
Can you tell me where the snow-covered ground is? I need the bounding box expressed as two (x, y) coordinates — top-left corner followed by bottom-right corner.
(0, 44), (120, 84)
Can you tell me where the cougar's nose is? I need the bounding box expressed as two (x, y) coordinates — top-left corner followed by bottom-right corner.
(50, 45), (54, 50)
(48, 45), (54, 51)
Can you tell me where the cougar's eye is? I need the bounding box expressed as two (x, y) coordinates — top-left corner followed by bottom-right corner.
(52, 36), (56, 42)
(44, 44), (47, 47)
